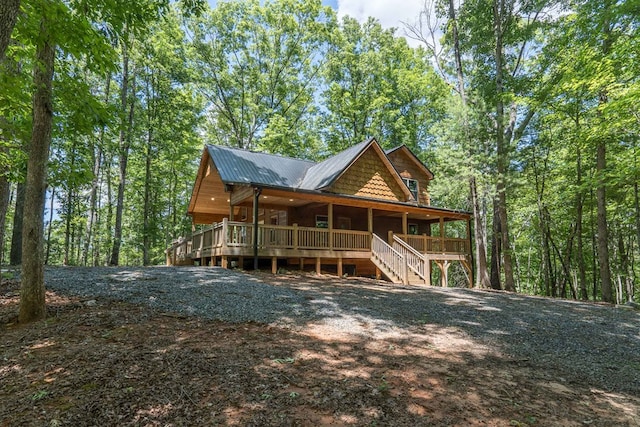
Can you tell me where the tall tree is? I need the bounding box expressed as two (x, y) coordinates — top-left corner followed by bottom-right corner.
(19, 8), (55, 323)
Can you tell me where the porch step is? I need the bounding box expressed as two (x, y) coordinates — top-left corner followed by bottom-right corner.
(370, 254), (403, 284)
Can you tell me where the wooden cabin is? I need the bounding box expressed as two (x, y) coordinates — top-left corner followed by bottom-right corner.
(167, 138), (472, 286)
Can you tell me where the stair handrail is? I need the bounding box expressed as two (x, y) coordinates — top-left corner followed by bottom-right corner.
(392, 235), (427, 281)
(372, 234), (407, 284)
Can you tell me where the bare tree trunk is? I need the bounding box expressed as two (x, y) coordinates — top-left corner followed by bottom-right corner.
(82, 74), (110, 266)
(493, 0), (516, 292)
(19, 17), (54, 323)
(9, 181), (24, 265)
(63, 143), (76, 265)
(143, 132), (152, 266)
(595, 4), (614, 303)
(0, 148), (10, 266)
(596, 140), (612, 302)
(470, 177), (490, 287)
(44, 188), (54, 265)
(0, 0), (20, 61)
(617, 233), (633, 303)
(490, 201), (502, 290)
(576, 143), (588, 300)
(109, 38), (134, 266)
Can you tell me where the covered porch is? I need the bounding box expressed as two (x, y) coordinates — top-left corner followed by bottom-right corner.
(168, 185), (472, 285)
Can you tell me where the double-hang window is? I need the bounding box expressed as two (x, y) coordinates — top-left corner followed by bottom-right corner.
(402, 178), (419, 201)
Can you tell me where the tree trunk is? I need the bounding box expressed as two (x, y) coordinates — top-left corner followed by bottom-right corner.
(0, 0), (20, 61)
(44, 188), (54, 265)
(63, 144), (76, 265)
(143, 131), (152, 266)
(596, 140), (612, 302)
(493, 0), (516, 292)
(576, 143), (588, 300)
(0, 148), (10, 265)
(109, 38), (134, 266)
(489, 200), (502, 290)
(9, 181), (24, 265)
(470, 177), (490, 288)
(82, 74), (109, 266)
(19, 18), (55, 323)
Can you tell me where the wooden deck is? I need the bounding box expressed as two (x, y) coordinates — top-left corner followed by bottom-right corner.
(166, 218), (471, 286)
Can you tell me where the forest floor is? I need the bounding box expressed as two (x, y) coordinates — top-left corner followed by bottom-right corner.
(1, 267), (639, 426)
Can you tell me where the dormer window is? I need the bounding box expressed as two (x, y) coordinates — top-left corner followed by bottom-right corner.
(402, 178), (418, 201)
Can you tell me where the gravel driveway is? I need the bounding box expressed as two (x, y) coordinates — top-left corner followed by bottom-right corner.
(44, 266), (640, 396)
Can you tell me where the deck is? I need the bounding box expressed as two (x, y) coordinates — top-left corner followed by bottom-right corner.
(166, 218), (470, 280)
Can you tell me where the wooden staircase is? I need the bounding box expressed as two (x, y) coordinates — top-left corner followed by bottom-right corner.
(371, 234), (429, 285)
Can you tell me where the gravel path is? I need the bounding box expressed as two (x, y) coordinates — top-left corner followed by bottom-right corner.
(43, 266), (640, 396)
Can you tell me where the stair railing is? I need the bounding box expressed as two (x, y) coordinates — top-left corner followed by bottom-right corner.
(392, 235), (427, 283)
(371, 234), (407, 284)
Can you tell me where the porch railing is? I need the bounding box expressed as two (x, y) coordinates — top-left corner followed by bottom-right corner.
(188, 219), (371, 256)
(395, 233), (469, 254)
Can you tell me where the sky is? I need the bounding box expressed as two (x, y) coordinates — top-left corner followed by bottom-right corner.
(332, 0), (426, 44)
(207, 0), (429, 47)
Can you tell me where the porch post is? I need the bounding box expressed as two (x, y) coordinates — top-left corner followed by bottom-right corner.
(328, 203), (333, 249)
(439, 217), (445, 253)
(253, 187), (261, 270)
(229, 203), (234, 221)
(402, 212), (408, 235)
(367, 208), (373, 234)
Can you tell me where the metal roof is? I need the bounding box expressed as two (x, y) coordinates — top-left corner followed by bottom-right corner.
(206, 138), (411, 192)
(206, 145), (313, 188)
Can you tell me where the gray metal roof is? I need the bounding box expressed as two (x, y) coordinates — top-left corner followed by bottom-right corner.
(206, 145), (313, 187)
(207, 138), (384, 191)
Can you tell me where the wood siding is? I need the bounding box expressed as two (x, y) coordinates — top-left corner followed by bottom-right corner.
(387, 149), (431, 206)
(329, 148), (407, 202)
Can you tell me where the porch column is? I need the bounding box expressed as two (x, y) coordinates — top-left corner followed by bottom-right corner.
(229, 202), (234, 221)
(439, 217), (445, 253)
(253, 187), (261, 270)
(328, 203), (333, 249)
(367, 208), (373, 237)
(402, 212), (408, 235)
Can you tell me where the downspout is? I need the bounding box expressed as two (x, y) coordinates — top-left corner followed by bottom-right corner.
(253, 187), (261, 270)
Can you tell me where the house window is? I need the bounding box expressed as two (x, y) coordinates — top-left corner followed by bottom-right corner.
(337, 216), (351, 230)
(403, 178), (419, 200)
(408, 223), (419, 235)
(315, 215), (328, 228)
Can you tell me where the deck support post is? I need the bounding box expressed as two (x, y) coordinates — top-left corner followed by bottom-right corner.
(435, 260), (450, 287)
(221, 255), (228, 269)
(253, 187), (261, 270)
(238, 256), (244, 270)
(375, 267), (381, 280)
(271, 256), (277, 274)
(315, 257), (321, 275)
(337, 257), (343, 277)
(299, 258), (304, 271)
(425, 258), (432, 286)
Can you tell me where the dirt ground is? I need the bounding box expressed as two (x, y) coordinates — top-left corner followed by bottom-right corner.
(1, 276), (639, 426)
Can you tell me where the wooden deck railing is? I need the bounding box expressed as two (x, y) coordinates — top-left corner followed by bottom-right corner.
(167, 222), (469, 266)
(396, 233), (469, 254)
